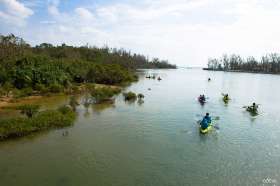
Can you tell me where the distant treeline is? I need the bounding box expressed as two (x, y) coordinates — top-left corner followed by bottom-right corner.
(0, 34), (175, 93)
(206, 54), (280, 74)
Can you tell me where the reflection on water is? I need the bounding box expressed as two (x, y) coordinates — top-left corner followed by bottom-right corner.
(91, 102), (116, 114)
(137, 99), (144, 106)
(0, 95), (69, 119)
(1, 69), (280, 186)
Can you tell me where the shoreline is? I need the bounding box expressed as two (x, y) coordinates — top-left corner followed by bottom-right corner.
(0, 83), (122, 110)
(0, 83), (123, 141)
(203, 68), (280, 75)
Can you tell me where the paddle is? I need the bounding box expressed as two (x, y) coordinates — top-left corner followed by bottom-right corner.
(212, 125), (220, 130)
(197, 96), (209, 100)
(242, 104), (260, 109)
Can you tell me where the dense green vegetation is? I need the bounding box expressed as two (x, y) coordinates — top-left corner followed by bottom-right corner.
(0, 105), (76, 140)
(16, 104), (40, 118)
(90, 86), (121, 104)
(0, 34), (176, 98)
(0, 33), (174, 140)
(123, 91), (137, 101)
(207, 54), (280, 74)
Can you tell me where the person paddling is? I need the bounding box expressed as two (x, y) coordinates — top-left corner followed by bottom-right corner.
(223, 94), (229, 101)
(224, 94), (229, 99)
(248, 102), (258, 112)
(199, 94), (206, 102)
(200, 113), (212, 130)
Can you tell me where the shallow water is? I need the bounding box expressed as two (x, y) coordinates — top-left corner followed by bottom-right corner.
(0, 69), (280, 186)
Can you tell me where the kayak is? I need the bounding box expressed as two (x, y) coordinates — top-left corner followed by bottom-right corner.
(200, 122), (212, 134)
(246, 107), (258, 114)
(223, 97), (229, 103)
(198, 97), (206, 104)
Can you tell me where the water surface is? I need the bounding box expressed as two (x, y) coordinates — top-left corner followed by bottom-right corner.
(0, 69), (279, 186)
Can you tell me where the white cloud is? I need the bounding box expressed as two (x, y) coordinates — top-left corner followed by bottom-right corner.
(16, 0), (280, 66)
(48, 5), (59, 16)
(47, 0), (60, 16)
(0, 0), (33, 26)
(75, 7), (94, 20)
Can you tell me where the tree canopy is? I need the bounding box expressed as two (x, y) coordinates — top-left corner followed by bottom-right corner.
(0, 34), (176, 91)
(207, 54), (280, 74)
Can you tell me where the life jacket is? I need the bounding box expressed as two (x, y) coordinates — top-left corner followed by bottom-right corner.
(201, 117), (210, 129)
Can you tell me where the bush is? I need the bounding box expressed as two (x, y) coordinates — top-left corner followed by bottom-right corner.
(91, 86), (121, 104)
(0, 34), (177, 98)
(0, 88), (5, 97)
(32, 109), (75, 129)
(123, 91), (137, 101)
(58, 105), (73, 114)
(16, 104), (40, 118)
(69, 96), (80, 111)
(2, 82), (13, 97)
(0, 66), (8, 86)
(0, 118), (34, 139)
(49, 83), (64, 93)
(34, 83), (45, 91)
(14, 87), (33, 98)
(70, 85), (80, 94)
(86, 64), (137, 85)
(0, 107), (76, 140)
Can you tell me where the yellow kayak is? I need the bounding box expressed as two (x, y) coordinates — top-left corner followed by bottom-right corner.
(223, 97), (229, 103)
(200, 124), (212, 134)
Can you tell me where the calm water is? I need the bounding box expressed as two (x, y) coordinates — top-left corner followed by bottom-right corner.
(0, 69), (280, 186)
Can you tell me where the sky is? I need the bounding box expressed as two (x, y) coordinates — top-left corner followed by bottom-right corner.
(1, 0), (280, 67)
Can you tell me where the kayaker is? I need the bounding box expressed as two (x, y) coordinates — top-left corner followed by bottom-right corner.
(200, 113), (212, 130)
(248, 102), (258, 112)
(223, 94), (229, 100)
(201, 94), (206, 101)
(198, 95), (204, 103)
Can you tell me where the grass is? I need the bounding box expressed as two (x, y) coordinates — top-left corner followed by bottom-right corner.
(0, 105), (76, 140)
(16, 104), (40, 118)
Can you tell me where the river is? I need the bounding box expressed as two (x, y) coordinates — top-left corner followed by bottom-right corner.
(0, 68), (279, 186)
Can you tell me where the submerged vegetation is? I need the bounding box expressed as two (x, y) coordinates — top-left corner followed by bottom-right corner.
(0, 105), (76, 140)
(207, 53), (280, 74)
(123, 91), (145, 103)
(69, 96), (80, 111)
(123, 91), (137, 101)
(90, 86), (121, 104)
(16, 104), (40, 118)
